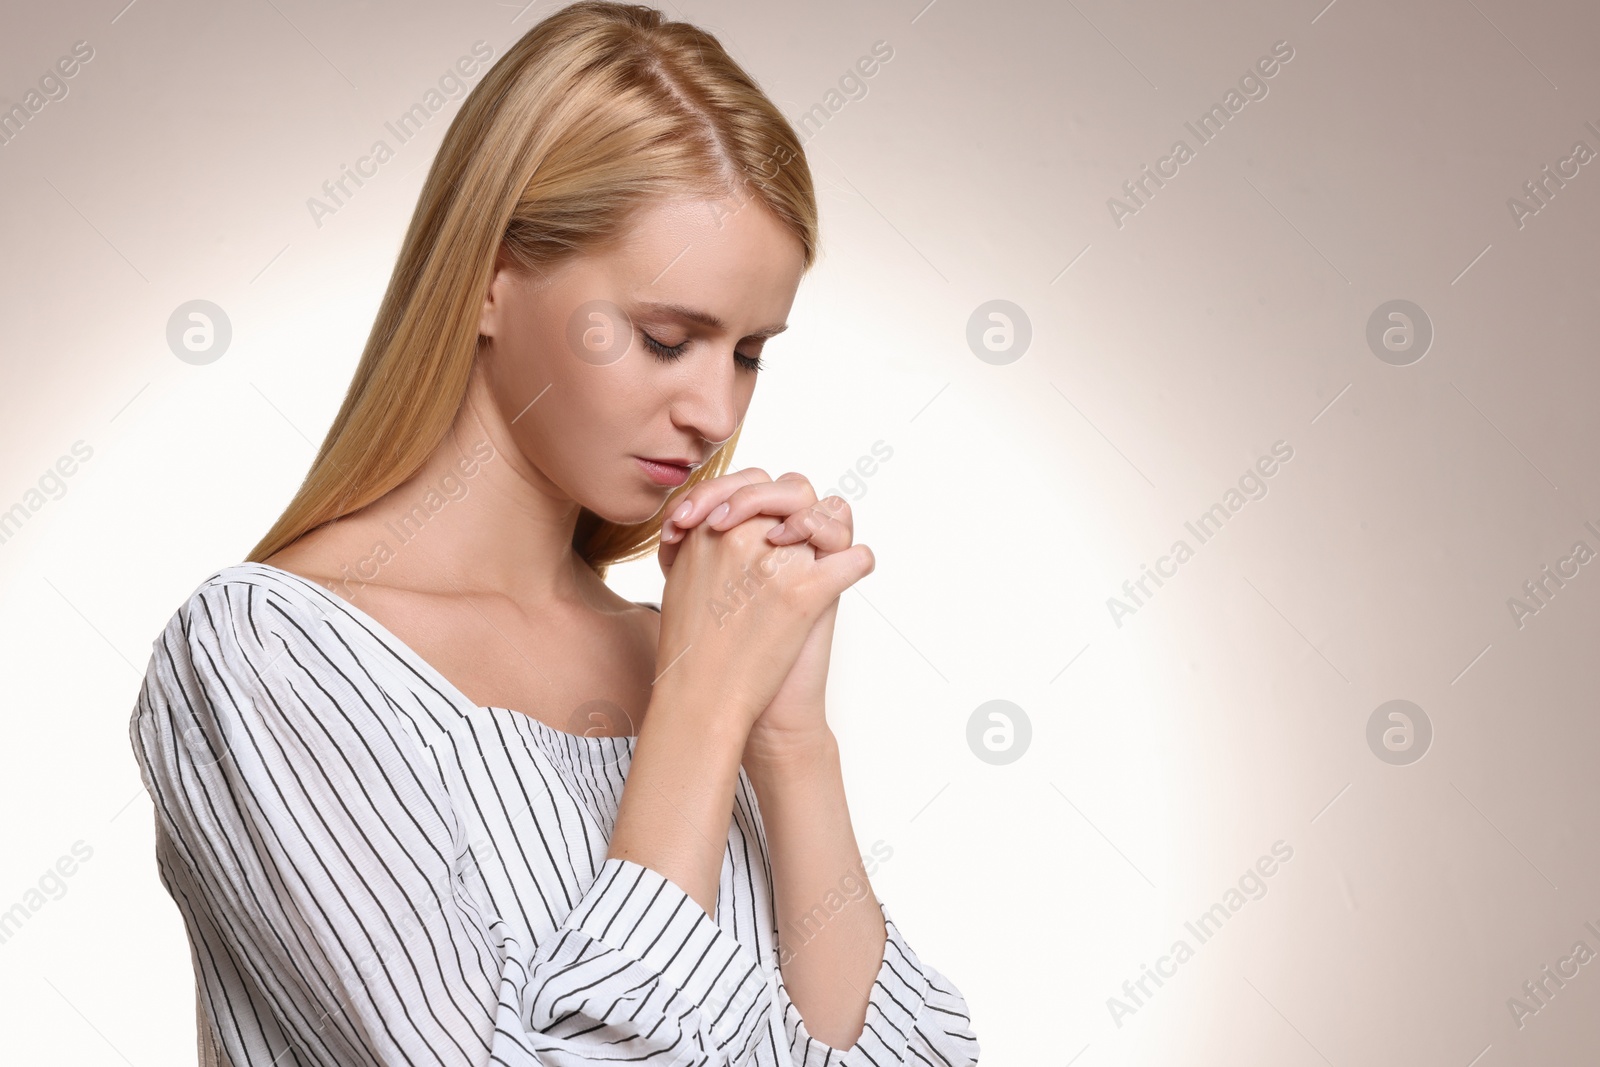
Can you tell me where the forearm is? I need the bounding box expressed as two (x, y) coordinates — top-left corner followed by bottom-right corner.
(608, 682), (749, 916)
(744, 722), (885, 1050)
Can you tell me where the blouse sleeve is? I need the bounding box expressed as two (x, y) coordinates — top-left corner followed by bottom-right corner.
(772, 905), (980, 1066)
(130, 580), (773, 1067)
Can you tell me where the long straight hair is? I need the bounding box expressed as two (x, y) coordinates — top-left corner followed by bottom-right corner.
(245, 1), (817, 578)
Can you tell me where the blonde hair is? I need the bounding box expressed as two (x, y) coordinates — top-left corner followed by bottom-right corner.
(246, 1), (817, 578)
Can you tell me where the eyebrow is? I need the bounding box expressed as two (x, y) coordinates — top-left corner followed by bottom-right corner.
(633, 301), (789, 339)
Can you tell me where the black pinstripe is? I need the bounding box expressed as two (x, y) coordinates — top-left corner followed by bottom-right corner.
(129, 563), (980, 1066)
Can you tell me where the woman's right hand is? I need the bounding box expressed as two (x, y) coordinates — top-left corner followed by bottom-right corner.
(652, 471), (874, 732)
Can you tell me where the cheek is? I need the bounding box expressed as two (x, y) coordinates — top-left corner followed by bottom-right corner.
(490, 306), (594, 417)
(481, 325), (577, 468)
(498, 349), (644, 464)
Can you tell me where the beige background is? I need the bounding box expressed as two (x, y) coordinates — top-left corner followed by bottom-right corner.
(2, 0), (1597, 1063)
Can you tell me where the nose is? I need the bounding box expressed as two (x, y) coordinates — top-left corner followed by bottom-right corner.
(665, 345), (745, 448)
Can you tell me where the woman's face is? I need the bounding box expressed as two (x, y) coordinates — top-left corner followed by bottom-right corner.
(476, 194), (805, 525)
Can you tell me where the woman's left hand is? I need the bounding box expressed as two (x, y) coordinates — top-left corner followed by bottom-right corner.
(658, 472), (864, 757)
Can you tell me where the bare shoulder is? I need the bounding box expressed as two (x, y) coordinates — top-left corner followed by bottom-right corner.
(259, 521), (473, 649)
(260, 523), (372, 600)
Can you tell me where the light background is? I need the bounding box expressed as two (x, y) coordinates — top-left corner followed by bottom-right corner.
(2, 0), (1597, 1064)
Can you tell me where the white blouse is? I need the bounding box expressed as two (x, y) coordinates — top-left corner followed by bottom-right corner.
(129, 562), (980, 1066)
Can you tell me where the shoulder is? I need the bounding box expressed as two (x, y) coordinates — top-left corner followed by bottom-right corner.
(139, 563), (381, 728)
(133, 565), (333, 778)
(131, 568), (462, 852)
(136, 562), (430, 753)
(154, 563), (334, 657)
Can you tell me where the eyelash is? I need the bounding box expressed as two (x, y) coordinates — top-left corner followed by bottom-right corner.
(641, 332), (764, 373)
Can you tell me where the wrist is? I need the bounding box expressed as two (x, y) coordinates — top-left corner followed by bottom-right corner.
(643, 681), (753, 757)
(742, 722), (839, 779)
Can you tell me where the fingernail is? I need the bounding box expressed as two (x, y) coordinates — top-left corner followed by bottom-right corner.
(768, 522), (786, 539)
(709, 502), (730, 524)
(672, 500), (694, 522)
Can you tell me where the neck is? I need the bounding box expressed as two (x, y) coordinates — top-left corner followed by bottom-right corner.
(316, 365), (608, 609)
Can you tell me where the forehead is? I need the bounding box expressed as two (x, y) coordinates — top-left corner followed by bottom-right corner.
(594, 195), (805, 326)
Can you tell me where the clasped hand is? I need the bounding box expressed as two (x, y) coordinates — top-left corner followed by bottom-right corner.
(657, 469), (871, 761)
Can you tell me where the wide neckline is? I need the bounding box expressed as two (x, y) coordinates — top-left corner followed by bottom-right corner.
(227, 561), (641, 749)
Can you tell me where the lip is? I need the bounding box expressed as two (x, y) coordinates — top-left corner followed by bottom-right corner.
(635, 456), (695, 487)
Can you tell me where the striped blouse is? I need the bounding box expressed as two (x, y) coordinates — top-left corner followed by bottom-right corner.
(128, 562), (980, 1066)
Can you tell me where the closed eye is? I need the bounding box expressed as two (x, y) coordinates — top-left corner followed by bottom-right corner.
(641, 331), (763, 372)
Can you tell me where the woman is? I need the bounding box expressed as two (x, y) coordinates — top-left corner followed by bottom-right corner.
(129, 3), (979, 1065)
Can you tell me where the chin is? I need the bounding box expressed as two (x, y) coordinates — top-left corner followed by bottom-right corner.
(581, 486), (672, 528)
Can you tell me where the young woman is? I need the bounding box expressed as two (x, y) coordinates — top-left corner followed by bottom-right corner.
(129, 4), (978, 1065)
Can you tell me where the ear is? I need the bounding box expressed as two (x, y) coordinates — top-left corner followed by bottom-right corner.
(478, 242), (519, 342)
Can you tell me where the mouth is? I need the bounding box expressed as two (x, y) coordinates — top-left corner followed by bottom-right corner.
(635, 456), (696, 487)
